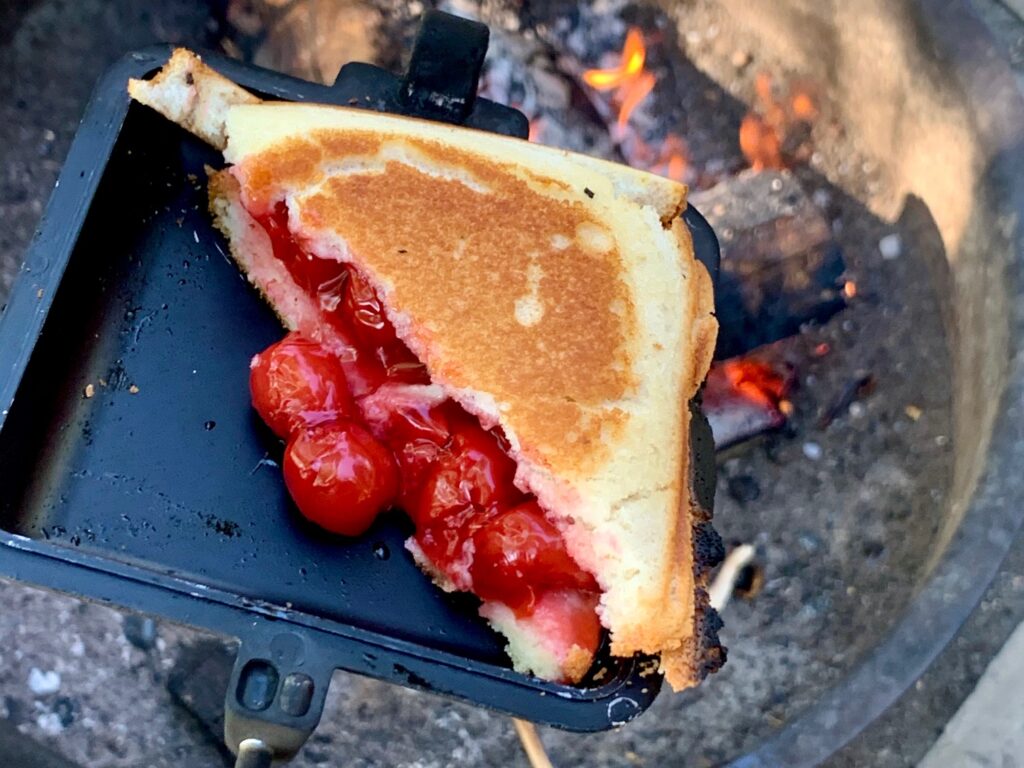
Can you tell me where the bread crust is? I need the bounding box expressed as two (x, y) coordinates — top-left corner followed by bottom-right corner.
(128, 49), (258, 149)
(140, 49), (723, 690)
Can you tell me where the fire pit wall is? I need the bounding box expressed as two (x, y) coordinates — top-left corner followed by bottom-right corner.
(701, 0), (1023, 562)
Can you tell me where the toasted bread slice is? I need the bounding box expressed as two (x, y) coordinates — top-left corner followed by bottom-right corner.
(130, 49), (723, 689)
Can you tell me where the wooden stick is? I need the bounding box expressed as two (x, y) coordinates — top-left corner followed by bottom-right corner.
(708, 543), (757, 612)
(513, 718), (555, 768)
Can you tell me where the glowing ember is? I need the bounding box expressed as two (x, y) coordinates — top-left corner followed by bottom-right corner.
(703, 358), (796, 448)
(791, 89), (818, 121)
(719, 359), (791, 412)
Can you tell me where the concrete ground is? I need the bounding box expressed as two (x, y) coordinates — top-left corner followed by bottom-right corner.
(919, 620), (1024, 768)
(1, 1), (1023, 767)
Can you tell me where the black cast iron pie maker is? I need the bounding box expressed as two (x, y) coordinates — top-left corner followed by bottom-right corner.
(0, 11), (721, 760)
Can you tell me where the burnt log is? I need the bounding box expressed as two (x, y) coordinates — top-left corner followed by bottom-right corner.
(690, 170), (847, 359)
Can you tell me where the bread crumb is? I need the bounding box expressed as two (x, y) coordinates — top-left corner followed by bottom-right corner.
(129, 385), (140, 394)
(639, 659), (660, 676)
(905, 404), (922, 421)
(83, 384), (95, 399)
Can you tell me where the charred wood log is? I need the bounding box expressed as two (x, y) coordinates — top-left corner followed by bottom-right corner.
(691, 170), (847, 359)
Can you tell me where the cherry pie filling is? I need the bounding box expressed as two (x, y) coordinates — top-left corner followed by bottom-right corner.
(247, 203), (601, 667)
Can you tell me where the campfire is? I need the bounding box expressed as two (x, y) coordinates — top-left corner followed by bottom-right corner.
(436, 16), (845, 448)
(581, 27), (653, 123)
(580, 27), (690, 183)
(567, 25), (839, 448)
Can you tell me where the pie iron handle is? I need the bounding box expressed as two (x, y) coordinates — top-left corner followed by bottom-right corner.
(683, 204), (721, 287)
(224, 632), (334, 764)
(399, 9), (489, 124)
(234, 739), (274, 768)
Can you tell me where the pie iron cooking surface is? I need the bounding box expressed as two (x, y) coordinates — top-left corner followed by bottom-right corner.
(0, 13), (720, 743)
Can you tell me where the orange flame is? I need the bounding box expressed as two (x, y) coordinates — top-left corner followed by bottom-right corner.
(617, 71), (655, 128)
(667, 153), (686, 182)
(740, 73), (786, 171)
(583, 28), (646, 90)
(584, 28), (689, 183)
(647, 133), (690, 183)
(739, 113), (784, 172)
(740, 72), (818, 171)
(583, 27), (655, 127)
(528, 118), (543, 143)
